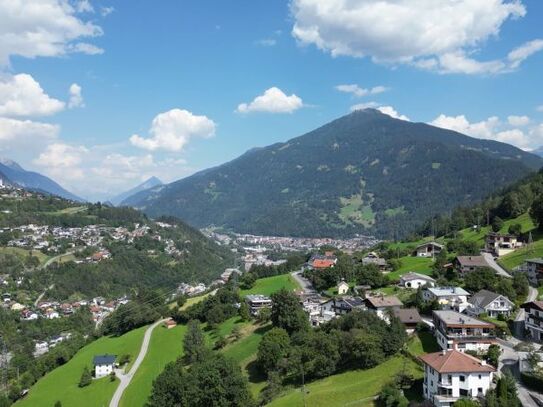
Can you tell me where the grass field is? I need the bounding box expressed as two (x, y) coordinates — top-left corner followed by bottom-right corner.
(49, 206), (88, 215)
(16, 326), (147, 407)
(120, 324), (188, 407)
(240, 274), (299, 297)
(268, 356), (423, 407)
(407, 332), (440, 356)
(387, 256), (434, 280)
(0, 246), (49, 265)
(498, 239), (543, 270)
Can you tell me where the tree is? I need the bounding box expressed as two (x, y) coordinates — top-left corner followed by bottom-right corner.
(54, 402), (62, 407)
(491, 216), (504, 233)
(382, 316), (408, 356)
(464, 268), (497, 292)
(176, 295), (187, 308)
(526, 349), (542, 373)
(238, 302), (251, 322)
(530, 195), (543, 231)
(453, 399), (479, 407)
(494, 279), (516, 302)
(356, 264), (388, 288)
(146, 359), (188, 407)
(508, 223), (522, 236)
(377, 382), (408, 407)
(183, 320), (207, 364)
(78, 366), (92, 387)
(270, 289), (309, 334)
(512, 272), (529, 300)
(257, 328), (290, 372)
(240, 272), (257, 289)
(256, 307), (271, 323)
(485, 344), (501, 367)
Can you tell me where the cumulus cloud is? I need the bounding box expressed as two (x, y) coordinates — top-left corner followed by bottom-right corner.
(290, 0), (542, 74)
(130, 108), (216, 152)
(0, 74), (65, 117)
(68, 83), (84, 108)
(34, 142), (87, 169)
(75, 0), (94, 13)
(237, 87), (304, 114)
(100, 6), (114, 17)
(430, 113), (543, 150)
(350, 101), (379, 111)
(376, 106), (410, 121)
(335, 84), (387, 98)
(0, 117), (59, 144)
(0, 0), (103, 65)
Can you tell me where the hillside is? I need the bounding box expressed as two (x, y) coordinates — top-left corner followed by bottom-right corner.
(111, 176), (162, 206)
(0, 158), (83, 202)
(123, 109), (542, 239)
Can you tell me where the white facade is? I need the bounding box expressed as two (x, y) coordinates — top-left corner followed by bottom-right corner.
(400, 272), (435, 289)
(337, 281), (349, 295)
(423, 287), (470, 312)
(95, 363), (114, 378)
(523, 302), (543, 342)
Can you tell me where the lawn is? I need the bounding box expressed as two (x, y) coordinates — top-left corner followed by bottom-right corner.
(538, 286), (543, 300)
(268, 356), (423, 407)
(120, 324), (188, 407)
(0, 246), (49, 265)
(498, 238), (543, 270)
(240, 274), (299, 297)
(407, 332), (440, 356)
(387, 256), (434, 280)
(16, 326), (147, 407)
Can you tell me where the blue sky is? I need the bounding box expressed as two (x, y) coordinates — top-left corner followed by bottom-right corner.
(1, 0), (543, 201)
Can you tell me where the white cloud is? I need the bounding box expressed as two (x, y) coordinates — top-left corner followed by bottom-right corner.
(0, 73), (65, 117)
(430, 114), (500, 139)
(507, 115), (530, 127)
(335, 84), (387, 97)
(0, 0), (103, 65)
(68, 83), (84, 108)
(0, 117), (59, 143)
(34, 142), (87, 170)
(100, 6), (114, 17)
(376, 106), (410, 121)
(75, 0), (94, 13)
(237, 87), (304, 114)
(130, 108), (216, 152)
(68, 42), (104, 55)
(290, 0), (542, 74)
(350, 101), (379, 111)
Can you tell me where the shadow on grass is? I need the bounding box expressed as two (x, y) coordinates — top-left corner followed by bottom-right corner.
(418, 331), (440, 353)
(404, 378), (424, 402)
(246, 359), (267, 384)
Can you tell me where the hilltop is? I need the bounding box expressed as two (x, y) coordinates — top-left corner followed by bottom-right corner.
(123, 109), (542, 239)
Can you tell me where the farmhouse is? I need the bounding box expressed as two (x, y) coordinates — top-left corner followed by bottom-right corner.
(485, 232), (522, 257)
(466, 289), (514, 318)
(453, 256), (489, 275)
(521, 300), (543, 342)
(93, 354), (116, 378)
(433, 310), (496, 353)
(414, 242), (443, 258)
(399, 272), (436, 289)
(423, 287), (470, 312)
(421, 350), (495, 407)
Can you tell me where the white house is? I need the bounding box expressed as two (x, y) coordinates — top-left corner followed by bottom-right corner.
(421, 350), (495, 407)
(245, 294), (272, 316)
(337, 280), (349, 295)
(485, 232), (522, 257)
(93, 354), (116, 378)
(414, 242), (444, 258)
(423, 287), (470, 312)
(399, 272), (436, 289)
(433, 310), (496, 353)
(363, 295), (403, 322)
(466, 289), (514, 318)
(521, 301), (543, 342)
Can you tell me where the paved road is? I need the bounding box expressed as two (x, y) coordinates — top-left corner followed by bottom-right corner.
(516, 286), (539, 323)
(291, 270), (317, 296)
(481, 252), (512, 278)
(33, 284), (54, 307)
(109, 319), (167, 407)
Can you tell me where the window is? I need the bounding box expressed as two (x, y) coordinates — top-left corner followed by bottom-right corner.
(459, 375), (465, 382)
(478, 387), (483, 394)
(478, 375), (482, 379)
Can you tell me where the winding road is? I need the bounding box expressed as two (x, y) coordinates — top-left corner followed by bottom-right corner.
(481, 252), (512, 278)
(109, 318), (167, 407)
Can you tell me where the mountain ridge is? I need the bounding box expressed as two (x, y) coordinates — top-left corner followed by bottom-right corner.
(111, 176), (163, 206)
(123, 109), (543, 238)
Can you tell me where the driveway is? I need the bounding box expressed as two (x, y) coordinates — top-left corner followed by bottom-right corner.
(481, 252), (512, 278)
(109, 319), (167, 407)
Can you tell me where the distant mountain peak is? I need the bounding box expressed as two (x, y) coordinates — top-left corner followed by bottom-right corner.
(0, 157), (24, 172)
(111, 176), (163, 206)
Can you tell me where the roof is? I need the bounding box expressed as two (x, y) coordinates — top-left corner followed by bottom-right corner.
(521, 301), (543, 311)
(416, 241), (444, 249)
(433, 310), (494, 328)
(420, 350), (495, 373)
(400, 272), (436, 282)
(93, 354), (116, 365)
(468, 289), (512, 309)
(365, 295), (403, 308)
(312, 258), (336, 268)
(427, 286), (470, 297)
(455, 256), (489, 268)
(392, 308), (422, 324)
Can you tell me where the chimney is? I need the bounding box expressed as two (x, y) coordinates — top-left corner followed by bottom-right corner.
(481, 360), (487, 366)
(442, 350), (447, 355)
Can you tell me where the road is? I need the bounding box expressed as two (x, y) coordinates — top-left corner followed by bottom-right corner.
(481, 252), (512, 278)
(516, 286), (539, 323)
(34, 284), (54, 307)
(41, 250), (76, 269)
(109, 319), (167, 407)
(291, 270), (317, 296)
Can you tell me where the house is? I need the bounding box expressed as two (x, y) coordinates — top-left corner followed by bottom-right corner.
(364, 295), (403, 322)
(521, 301), (543, 342)
(421, 350), (495, 407)
(466, 289), (514, 318)
(302, 298), (336, 327)
(414, 242), (444, 258)
(423, 287), (470, 312)
(433, 310), (496, 353)
(485, 232), (522, 257)
(308, 251), (337, 270)
(399, 272), (436, 289)
(453, 256), (489, 275)
(93, 354), (116, 378)
(245, 294), (272, 316)
(524, 259), (543, 285)
(164, 319), (177, 329)
(392, 308), (422, 334)
(337, 280), (349, 295)
(361, 252), (388, 270)
(321, 296), (365, 316)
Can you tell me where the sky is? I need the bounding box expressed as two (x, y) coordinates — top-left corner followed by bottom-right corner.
(0, 0), (543, 201)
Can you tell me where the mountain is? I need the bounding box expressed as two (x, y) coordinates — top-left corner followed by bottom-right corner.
(0, 158), (83, 201)
(122, 109), (543, 239)
(111, 176), (163, 206)
(531, 146), (543, 158)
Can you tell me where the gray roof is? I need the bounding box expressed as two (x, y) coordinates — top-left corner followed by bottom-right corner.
(416, 241), (444, 249)
(427, 286), (470, 297)
(455, 256), (489, 268)
(392, 308), (422, 324)
(433, 310), (493, 327)
(93, 354), (116, 365)
(400, 272), (436, 282)
(468, 289), (512, 309)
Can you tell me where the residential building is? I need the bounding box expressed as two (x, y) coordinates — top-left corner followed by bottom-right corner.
(364, 295), (403, 322)
(524, 259), (543, 285)
(466, 290), (514, 318)
(399, 272), (436, 289)
(245, 294), (272, 316)
(421, 350), (495, 407)
(521, 301), (543, 342)
(433, 310), (496, 352)
(392, 308), (422, 334)
(93, 354), (116, 378)
(302, 298), (336, 327)
(361, 252), (388, 270)
(453, 256), (489, 274)
(308, 251), (337, 270)
(485, 232), (522, 257)
(337, 280), (349, 295)
(423, 287), (470, 312)
(321, 296), (365, 316)
(414, 242), (444, 258)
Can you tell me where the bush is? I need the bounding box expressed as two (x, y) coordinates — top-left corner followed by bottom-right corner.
(118, 354), (131, 365)
(78, 366), (92, 387)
